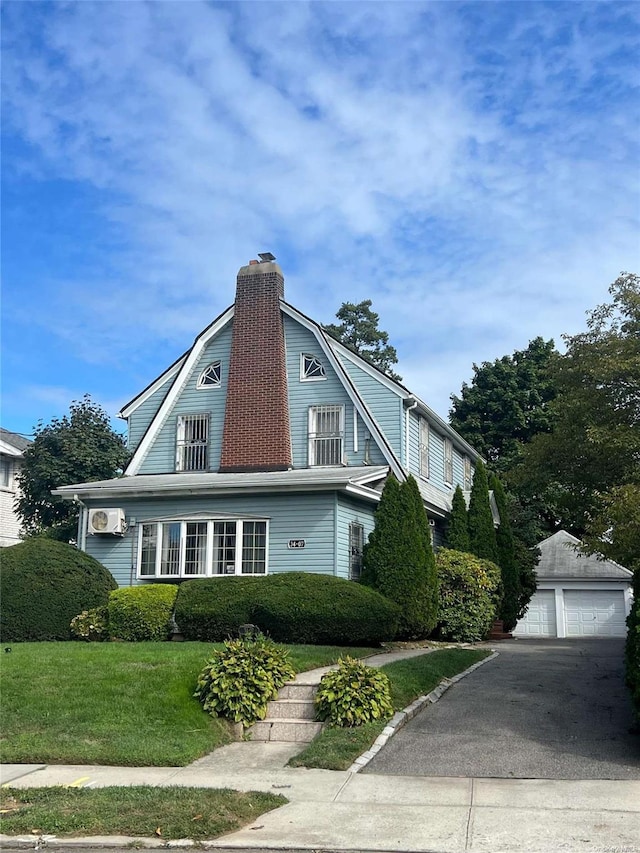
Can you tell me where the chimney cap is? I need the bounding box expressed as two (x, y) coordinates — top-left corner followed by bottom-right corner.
(258, 252), (276, 262)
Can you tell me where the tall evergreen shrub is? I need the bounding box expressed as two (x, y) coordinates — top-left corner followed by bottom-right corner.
(361, 474), (438, 638)
(490, 475), (522, 631)
(446, 485), (470, 551)
(467, 460), (499, 563)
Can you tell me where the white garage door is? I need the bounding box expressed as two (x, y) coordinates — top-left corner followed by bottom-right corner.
(564, 590), (627, 637)
(514, 590), (557, 637)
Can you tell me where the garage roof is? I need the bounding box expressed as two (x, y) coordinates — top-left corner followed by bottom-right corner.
(536, 530), (632, 580)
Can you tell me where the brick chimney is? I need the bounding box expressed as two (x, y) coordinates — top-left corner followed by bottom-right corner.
(219, 259), (292, 472)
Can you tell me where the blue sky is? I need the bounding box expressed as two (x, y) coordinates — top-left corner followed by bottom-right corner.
(2, 1), (639, 438)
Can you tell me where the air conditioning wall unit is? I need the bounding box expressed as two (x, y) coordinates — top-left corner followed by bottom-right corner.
(88, 508), (126, 536)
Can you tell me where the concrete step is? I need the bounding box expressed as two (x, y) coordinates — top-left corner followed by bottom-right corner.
(277, 682), (317, 701)
(247, 719), (325, 743)
(265, 698), (317, 720)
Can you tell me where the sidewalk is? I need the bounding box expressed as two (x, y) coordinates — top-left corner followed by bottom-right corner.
(2, 647), (640, 852)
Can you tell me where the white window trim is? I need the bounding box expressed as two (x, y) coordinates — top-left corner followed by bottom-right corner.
(419, 416), (430, 479)
(308, 404), (345, 467)
(463, 455), (472, 491)
(444, 438), (453, 487)
(137, 518), (269, 579)
(300, 352), (327, 382)
(196, 361), (222, 389)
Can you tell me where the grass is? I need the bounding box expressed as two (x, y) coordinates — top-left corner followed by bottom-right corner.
(288, 647), (490, 770)
(0, 786), (286, 840)
(0, 641), (377, 767)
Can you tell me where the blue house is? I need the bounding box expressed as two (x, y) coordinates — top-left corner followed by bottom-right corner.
(54, 258), (481, 587)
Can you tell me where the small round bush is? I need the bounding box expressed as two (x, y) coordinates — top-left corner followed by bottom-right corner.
(0, 538), (117, 642)
(70, 606), (109, 641)
(194, 634), (296, 727)
(435, 548), (502, 642)
(315, 657), (393, 727)
(108, 584), (178, 641)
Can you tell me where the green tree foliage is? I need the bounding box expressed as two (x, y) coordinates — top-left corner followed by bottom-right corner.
(489, 475), (521, 631)
(361, 475), (438, 639)
(446, 484), (470, 551)
(467, 461), (499, 564)
(435, 549), (502, 642)
(515, 272), (640, 545)
(16, 395), (129, 542)
(625, 569), (640, 724)
(449, 337), (558, 468)
(324, 299), (401, 381)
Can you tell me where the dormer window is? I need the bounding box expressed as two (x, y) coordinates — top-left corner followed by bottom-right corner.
(301, 353), (326, 381)
(197, 361), (221, 388)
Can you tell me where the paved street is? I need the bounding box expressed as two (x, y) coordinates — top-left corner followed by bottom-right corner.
(365, 638), (640, 779)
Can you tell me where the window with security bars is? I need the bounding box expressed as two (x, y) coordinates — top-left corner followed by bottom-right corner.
(419, 417), (429, 478)
(444, 438), (453, 485)
(349, 522), (364, 581)
(176, 414), (209, 471)
(308, 405), (344, 466)
(139, 519), (267, 578)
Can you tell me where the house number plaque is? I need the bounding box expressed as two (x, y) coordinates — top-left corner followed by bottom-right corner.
(288, 539), (306, 549)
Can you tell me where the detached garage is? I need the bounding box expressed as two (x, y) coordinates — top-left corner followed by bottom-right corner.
(514, 530), (633, 639)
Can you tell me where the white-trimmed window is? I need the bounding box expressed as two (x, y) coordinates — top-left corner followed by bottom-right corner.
(419, 417), (429, 478)
(349, 522), (364, 581)
(308, 404), (344, 466)
(138, 519), (267, 578)
(463, 455), (472, 491)
(301, 353), (326, 381)
(176, 414), (209, 471)
(444, 438), (453, 485)
(197, 362), (221, 388)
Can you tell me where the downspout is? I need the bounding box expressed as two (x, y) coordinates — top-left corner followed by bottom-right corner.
(72, 495), (87, 551)
(404, 397), (418, 469)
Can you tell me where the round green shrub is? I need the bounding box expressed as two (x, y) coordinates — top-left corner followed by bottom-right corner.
(174, 577), (263, 641)
(70, 606), (109, 641)
(435, 548), (502, 642)
(253, 573), (400, 645)
(108, 584), (178, 641)
(194, 635), (296, 727)
(315, 657), (393, 727)
(0, 538), (117, 642)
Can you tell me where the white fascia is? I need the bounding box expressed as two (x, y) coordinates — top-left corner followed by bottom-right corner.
(125, 306), (234, 476)
(281, 303), (405, 480)
(118, 358), (186, 419)
(0, 440), (25, 457)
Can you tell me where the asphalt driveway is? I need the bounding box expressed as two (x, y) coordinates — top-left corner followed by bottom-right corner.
(364, 638), (640, 780)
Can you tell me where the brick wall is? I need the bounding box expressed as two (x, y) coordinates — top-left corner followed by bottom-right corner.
(219, 261), (292, 472)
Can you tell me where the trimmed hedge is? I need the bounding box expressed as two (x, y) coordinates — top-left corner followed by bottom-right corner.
(108, 584), (178, 641)
(0, 538), (117, 642)
(435, 548), (502, 642)
(175, 572), (400, 645)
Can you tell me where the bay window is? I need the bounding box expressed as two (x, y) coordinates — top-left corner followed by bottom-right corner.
(138, 518), (267, 578)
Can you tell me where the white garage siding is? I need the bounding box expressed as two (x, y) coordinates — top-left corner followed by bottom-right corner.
(515, 584), (631, 639)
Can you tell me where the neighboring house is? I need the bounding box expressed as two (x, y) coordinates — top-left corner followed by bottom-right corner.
(0, 428), (31, 547)
(514, 530), (633, 638)
(53, 258), (482, 587)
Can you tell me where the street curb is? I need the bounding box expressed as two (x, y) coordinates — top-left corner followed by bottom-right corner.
(346, 649), (499, 773)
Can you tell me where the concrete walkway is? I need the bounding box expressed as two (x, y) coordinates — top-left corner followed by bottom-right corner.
(2, 646), (640, 852)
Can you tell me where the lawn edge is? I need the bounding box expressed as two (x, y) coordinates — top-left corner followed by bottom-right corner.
(346, 649), (499, 773)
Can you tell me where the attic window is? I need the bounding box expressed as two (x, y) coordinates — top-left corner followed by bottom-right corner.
(197, 362), (221, 388)
(301, 353), (326, 381)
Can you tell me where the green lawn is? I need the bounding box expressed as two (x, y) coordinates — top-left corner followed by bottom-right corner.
(0, 786), (286, 840)
(289, 647), (490, 770)
(0, 641), (377, 767)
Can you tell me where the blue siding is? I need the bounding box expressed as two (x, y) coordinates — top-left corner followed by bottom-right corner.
(83, 491), (341, 586)
(336, 353), (403, 460)
(127, 377), (175, 453)
(335, 496), (376, 580)
(284, 316), (386, 468)
(138, 325), (232, 474)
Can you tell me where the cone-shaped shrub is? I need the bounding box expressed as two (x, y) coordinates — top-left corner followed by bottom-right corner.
(467, 460), (499, 563)
(490, 475), (521, 631)
(446, 485), (470, 551)
(361, 474), (438, 638)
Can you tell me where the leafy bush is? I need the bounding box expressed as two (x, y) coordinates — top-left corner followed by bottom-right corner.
(252, 573), (400, 645)
(315, 657), (393, 727)
(0, 539), (117, 642)
(194, 635), (296, 727)
(108, 584), (178, 641)
(625, 569), (640, 723)
(175, 572), (399, 645)
(70, 606), (109, 641)
(435, 548), (502, 642)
